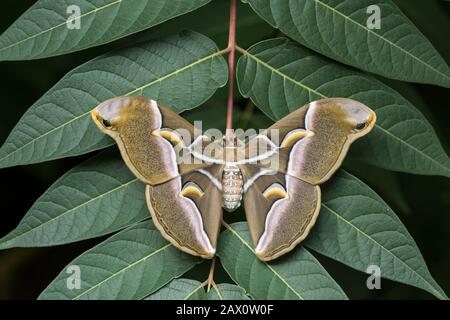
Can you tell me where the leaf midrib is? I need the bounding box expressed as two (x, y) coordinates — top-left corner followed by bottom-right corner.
(0, 177), (139, 248)
(321, 202), (446, 299)
(0, 49), (225, 166)
(72, 243), (172, 299)
(183, 283), (204, 300)
(0, 0), (124, 53)
(211, 285), (224, 300)
(240, 49), (450, 176)
(224, 224), (304, 300)
(309, 0), (450, 82)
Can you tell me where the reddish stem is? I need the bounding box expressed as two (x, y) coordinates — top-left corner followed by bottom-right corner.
(235, 45), (246, 55)
(225, 0), (237, 140)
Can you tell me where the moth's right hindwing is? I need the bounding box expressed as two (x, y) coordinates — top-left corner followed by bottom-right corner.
(92, 96), (377, 262)
(146, 165), (223, 259)
(92, 96), (222, 259)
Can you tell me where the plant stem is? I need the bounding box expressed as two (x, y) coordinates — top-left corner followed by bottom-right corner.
(206, 256), (217, 292)
(221, 218), (232, 230)
(235, 45), (246, 55)
(200, 1), (237, 290)
(226, 0), (237, 140)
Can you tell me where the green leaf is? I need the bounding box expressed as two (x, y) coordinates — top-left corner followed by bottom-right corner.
(0, 148), (147, 249)
(236, 38), (450, 177)
(146, 279), (250, 300)
(206, 283), (251, 300)
(0, 0), (211, 60)
(146, 279), (205, 300)
(247, 0), (450, 87)
(0, 31), (227, 168)
(39, 220), (201, 300)
(304, 170), (448, 300)
(217, 222), (348, 300)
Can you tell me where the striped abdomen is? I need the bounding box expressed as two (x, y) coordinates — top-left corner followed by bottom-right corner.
(222, 164), (244, 212)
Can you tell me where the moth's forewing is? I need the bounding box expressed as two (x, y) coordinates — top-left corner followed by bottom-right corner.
(91, 96), (195, 185)
(92, 96), (222, 258)
(242, 98), (376, 261)
(92, 96), (376, 261)
(268, 98), (376, 185)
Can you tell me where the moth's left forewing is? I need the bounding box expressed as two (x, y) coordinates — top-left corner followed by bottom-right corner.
(286, 98), (376, 184)
(92, 96), (376, 262)
(241, 98), (376, 261)
(267, 98), (376, 185)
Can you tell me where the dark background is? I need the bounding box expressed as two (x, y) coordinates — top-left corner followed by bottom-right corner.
(0, 0), (449, 299)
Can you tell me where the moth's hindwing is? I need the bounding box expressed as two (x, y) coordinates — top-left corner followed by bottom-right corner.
(241, 168), (320, 261)
(92, 96), (376, 261)
(242, 98), (376, 261)
(91, 96), (221, 258)
(146, 165), (223, 259)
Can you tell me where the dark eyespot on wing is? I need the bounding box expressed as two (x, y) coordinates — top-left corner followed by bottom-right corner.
(102, 119), (111, 127)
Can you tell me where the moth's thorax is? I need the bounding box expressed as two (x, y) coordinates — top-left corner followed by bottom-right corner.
(222, 164), (244, 212)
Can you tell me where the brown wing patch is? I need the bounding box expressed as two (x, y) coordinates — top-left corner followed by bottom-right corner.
(146, 177), (216, 259)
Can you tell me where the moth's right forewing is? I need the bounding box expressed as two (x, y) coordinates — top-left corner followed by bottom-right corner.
(92, 96), (225, 259)
(92, 96), (196, 185)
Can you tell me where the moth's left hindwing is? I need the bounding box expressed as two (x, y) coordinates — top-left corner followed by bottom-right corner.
(92, 96), (221, 258)
(242, 98), (376, 261)
(241, 169), (320, 261)
(92, 96), (376, 262)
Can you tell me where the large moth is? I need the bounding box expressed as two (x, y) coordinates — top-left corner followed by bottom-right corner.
(91, 96), (376, 261)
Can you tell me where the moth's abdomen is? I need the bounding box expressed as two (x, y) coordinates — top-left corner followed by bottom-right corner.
(222, 165), (243, 212)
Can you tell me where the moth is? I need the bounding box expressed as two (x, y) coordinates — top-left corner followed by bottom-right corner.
(92, 96), (376, 261)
